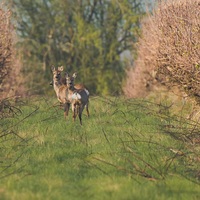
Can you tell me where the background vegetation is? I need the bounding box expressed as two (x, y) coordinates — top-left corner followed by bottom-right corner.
(0, 3), (24, 99)
(6, 0), (146, 95)
(124, 0), (200, 105)
(0, 6), (13, 98)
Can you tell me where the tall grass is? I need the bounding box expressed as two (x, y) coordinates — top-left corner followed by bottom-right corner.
(0, 96), (199, 200)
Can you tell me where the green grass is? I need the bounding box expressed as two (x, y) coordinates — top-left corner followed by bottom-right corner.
(0, 96), (199, 200)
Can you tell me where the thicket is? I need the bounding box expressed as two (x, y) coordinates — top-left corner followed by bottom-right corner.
(0, 4), (23, 179)
(0, 3), (24, 100)
(8, 0), (145, 95)
(0, 6), (13, 97)
(124, 0), (200, 104)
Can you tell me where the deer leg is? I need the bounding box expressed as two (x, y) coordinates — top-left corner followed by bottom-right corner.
(66, 103), (70, 116)
(85, 102), (89, 117)
(64, 103), (68, 119)
(64, 103), (70, 119)
(72, 104), (76, 122)
(78, 106), (83, 125)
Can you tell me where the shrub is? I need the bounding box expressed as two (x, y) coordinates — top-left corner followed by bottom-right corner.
(0, 6), (12, 93)
(0, 4), (25, 100)
(124, 0), (200, 104)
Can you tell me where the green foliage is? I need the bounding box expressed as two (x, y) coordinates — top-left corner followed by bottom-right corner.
(8, 0), (143, 95)
(0, 96), (200, 199)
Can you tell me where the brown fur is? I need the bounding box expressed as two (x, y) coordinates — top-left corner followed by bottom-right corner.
(51, 66), (70, 118)
(66, 73), (89, 125)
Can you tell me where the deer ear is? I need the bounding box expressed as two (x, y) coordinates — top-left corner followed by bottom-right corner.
(51, 65), (55, 71)
(72, 72), (77, 78)
(58, 66), (64, 71)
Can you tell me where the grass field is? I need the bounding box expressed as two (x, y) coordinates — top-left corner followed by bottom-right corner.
(0, 95), (199, 200)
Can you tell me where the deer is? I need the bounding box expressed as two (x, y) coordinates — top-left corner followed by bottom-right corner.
(65, 72), (90, 125)
(51, 66), (89, 121)
(51, 66), (70, 118)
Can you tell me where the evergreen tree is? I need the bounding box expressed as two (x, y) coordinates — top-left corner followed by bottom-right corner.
(9, 0), (144, 95)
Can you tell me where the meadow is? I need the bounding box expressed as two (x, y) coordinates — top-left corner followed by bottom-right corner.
(0, 94), (199, 200)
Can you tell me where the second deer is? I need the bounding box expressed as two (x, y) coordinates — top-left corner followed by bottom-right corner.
(65, 72), (89, 125)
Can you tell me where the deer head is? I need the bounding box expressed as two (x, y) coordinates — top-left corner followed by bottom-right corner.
(65, 72), (77, 89)
(51, 66), (64, 86)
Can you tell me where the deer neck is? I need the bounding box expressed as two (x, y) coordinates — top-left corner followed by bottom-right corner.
(53, 80), (62, 97)
(69, 85), (76, 92)
(67, 85), (78, 102)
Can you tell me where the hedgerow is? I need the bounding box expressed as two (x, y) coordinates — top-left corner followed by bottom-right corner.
(124, 0), (200, 104)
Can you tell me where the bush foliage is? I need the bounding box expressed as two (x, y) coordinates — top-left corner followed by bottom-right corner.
(0, 4), (24, 100)
(124, 0), (200, 104)
(0, 6), (13, 95)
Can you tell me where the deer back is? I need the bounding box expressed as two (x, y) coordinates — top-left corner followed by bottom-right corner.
(73, 89), (89, 106)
